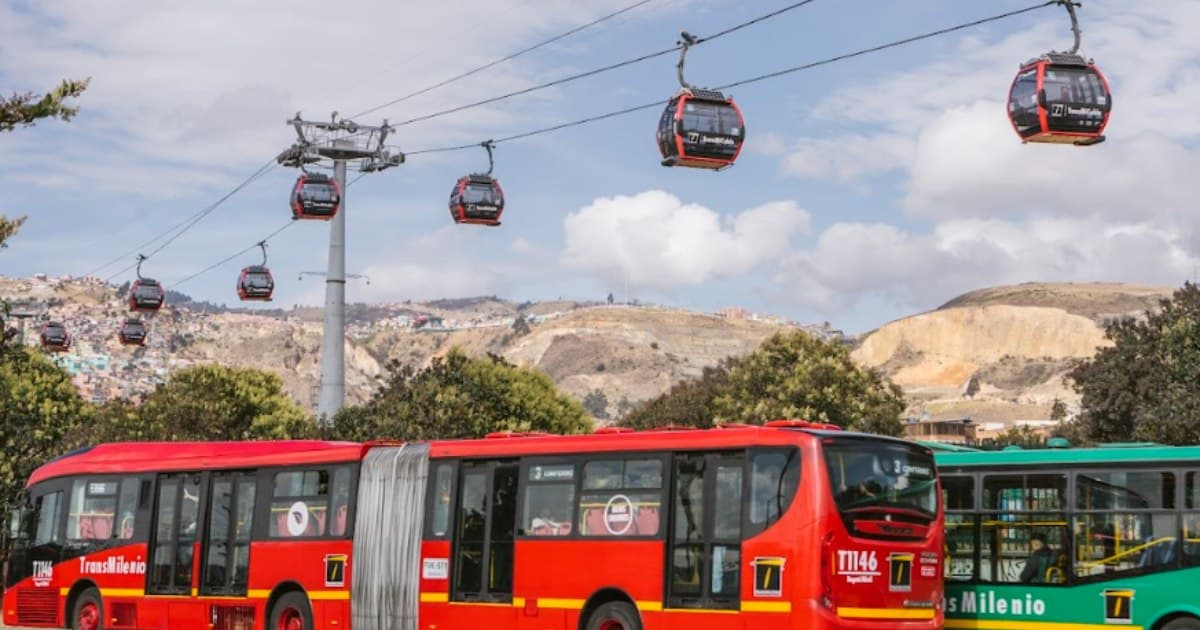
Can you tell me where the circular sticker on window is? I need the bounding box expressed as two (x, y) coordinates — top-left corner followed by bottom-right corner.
(287, 501), (310, 536)
(604, 494), (635, 535)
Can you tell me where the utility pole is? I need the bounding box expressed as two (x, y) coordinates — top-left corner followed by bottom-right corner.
(277, 112), (404, 424)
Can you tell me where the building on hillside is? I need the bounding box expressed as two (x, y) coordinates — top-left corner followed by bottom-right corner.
(904, 417), (977, 444)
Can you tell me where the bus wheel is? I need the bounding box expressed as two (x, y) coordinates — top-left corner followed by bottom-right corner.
(586, 601), (642, 630)
(269, 592), (313, 630)
(1163, 618), (1200, 630)
(71, 588), (103, 630)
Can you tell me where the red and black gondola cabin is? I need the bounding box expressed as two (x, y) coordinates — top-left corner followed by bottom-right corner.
(291, 173), (341, 220)
(657, 88), (745, 170)
(448, 174), (504, 226)
(237, 265), (275, 301)
(1008, 52), (1111, 145)
(119, 317), (148, 346)
(128, 278), (165, 312)
(39, 321), (71, 352)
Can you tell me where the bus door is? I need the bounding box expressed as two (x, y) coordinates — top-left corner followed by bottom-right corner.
(451, 460), (519, 626)
(667, 452), (744, 617)
(199, 472), (256, 599)
(147, 473), (205, 628)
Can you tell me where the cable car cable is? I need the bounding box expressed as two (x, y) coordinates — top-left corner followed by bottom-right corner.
(83, 158), (277, 278)
(350, 0), (659, 120)
(408, 0), (1059, 155)
(388, 0), (822, 128)
(168, 172), (367, 289)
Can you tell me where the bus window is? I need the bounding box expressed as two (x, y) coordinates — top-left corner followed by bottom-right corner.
(33, 492), (63, 546)
(1187, 472), (1200, 566)
(116, 478), (139, 540)
(427, 462), (455, 538)
(1074, 471), (1177, 580)
(330, 467), (351, 536)
(943, 476), (976, 581)
(580, 458), (663, 536)
(67, 478), (124, 541)
(746, 448), (800, 536)
(270, 470), (330, 537)
(981, 474), (1067, 585)
(522, 463), (576, 536)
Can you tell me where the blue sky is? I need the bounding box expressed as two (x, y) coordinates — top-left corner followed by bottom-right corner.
(2, 0), (1198, 333)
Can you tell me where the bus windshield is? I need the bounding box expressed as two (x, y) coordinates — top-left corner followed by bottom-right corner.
(824, 438), (938, 519)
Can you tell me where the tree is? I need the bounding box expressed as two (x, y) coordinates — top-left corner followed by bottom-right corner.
(1070, 283), (1200, 445)
(1049, 398), (1068, 422)
(581, 389), (610, 420)
(0, 347), (90, 514)
(0, 215), (25, 249)
(1, 79), (89, 132)
(330, 349), (592, 441)
(620, 362), (734, 429)
(621, 331), (906, 436)
(135, 364), (315, 441)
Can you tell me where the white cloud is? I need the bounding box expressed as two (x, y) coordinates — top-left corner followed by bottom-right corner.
(562, 190), (810, 290)
(0, 0), (674, 195)
(775, 217), (1196, 314)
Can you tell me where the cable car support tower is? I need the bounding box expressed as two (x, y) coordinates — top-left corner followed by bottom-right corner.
(277, 112), (404, 423)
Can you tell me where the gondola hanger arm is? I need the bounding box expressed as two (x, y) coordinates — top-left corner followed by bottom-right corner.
(1057, 0), (1083, 55)
(482, 140), (496, 175)
(676, 30), (700, 90)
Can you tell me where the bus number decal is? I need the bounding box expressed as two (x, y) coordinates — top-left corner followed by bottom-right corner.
(888, 552), (913, 592)
(32, 561), (53, 587)
(422, 558), (449, 580)
(835, 549), (880, 584)
(1103, 589), (1133, 624)
(325, 554), (347, 587)
(752, 557), (785, 597)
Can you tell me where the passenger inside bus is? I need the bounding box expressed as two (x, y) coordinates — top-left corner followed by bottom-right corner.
(1020, 532), (1056, 583)
(530, 506), (571, 536)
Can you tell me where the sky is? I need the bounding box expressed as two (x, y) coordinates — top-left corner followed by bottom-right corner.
(2, 0), (1198, 334)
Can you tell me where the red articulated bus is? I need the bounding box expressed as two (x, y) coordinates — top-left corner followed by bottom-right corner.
(2, 421), (944, 630)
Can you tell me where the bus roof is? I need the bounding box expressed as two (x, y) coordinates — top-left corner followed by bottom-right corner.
(26, 424), (927, 487)
(28, 440), (365, 486)
(934, 443), (1200, 468)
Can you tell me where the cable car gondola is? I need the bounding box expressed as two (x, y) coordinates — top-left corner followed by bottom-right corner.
(237, 242), (275, 301)
(449, 141), (504, 226)
(129, 278), (165, 311)
(119, 317), (148, 346)
(39, 321), (71, 352)
(657, 32), (745, 170)
(1007, 1), (1110, 145)
(290, 172), (341, 220)
(128, 255), (165, 312)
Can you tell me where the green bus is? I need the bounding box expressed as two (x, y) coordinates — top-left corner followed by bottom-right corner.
(930, 441), (1200, 630)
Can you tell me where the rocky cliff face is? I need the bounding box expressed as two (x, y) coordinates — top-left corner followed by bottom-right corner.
(853, 282), (1173, 424)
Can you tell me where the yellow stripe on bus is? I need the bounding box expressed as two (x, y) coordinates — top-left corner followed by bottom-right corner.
(741, 600), (791, 613)
(538, 598), (586, 609)
(837, 606), (936, 620)
(945, 620), (1143, 630)
(416, 596), (790, 615)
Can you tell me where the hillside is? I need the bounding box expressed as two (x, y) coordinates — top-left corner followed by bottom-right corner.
(2, 275), (806, 418)
(854, 282), (1173, 426)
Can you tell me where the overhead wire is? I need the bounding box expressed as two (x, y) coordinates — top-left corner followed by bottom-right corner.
(350, 0), (659, 119)
(90, 158), (277, 280)
(408, 0), (1059, 154)
(123, 0), (1061, 293)
(166, 172), (369, 290)
(385, 0), (821, 128)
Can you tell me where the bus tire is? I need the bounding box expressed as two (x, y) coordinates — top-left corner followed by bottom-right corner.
(269, 591), (313, 630)
(1163, 618), (1200, 630)
(586, 601), (642, 630)
(71, 587), (103, 630)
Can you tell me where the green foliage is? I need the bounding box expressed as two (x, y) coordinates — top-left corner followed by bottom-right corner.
(0, 347), (89, 511)
(329, 349), (592, 441)
(134, 364), (315, 441)
(1070, 282), (1200, 445)
(620, 362), (733, 429)
(581, 389), (610, 420)
(1, 79), (90, 132)
(984, 425), (1046, 450)
(0, 215), (25, 249)
(621, 331), (905, 436)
